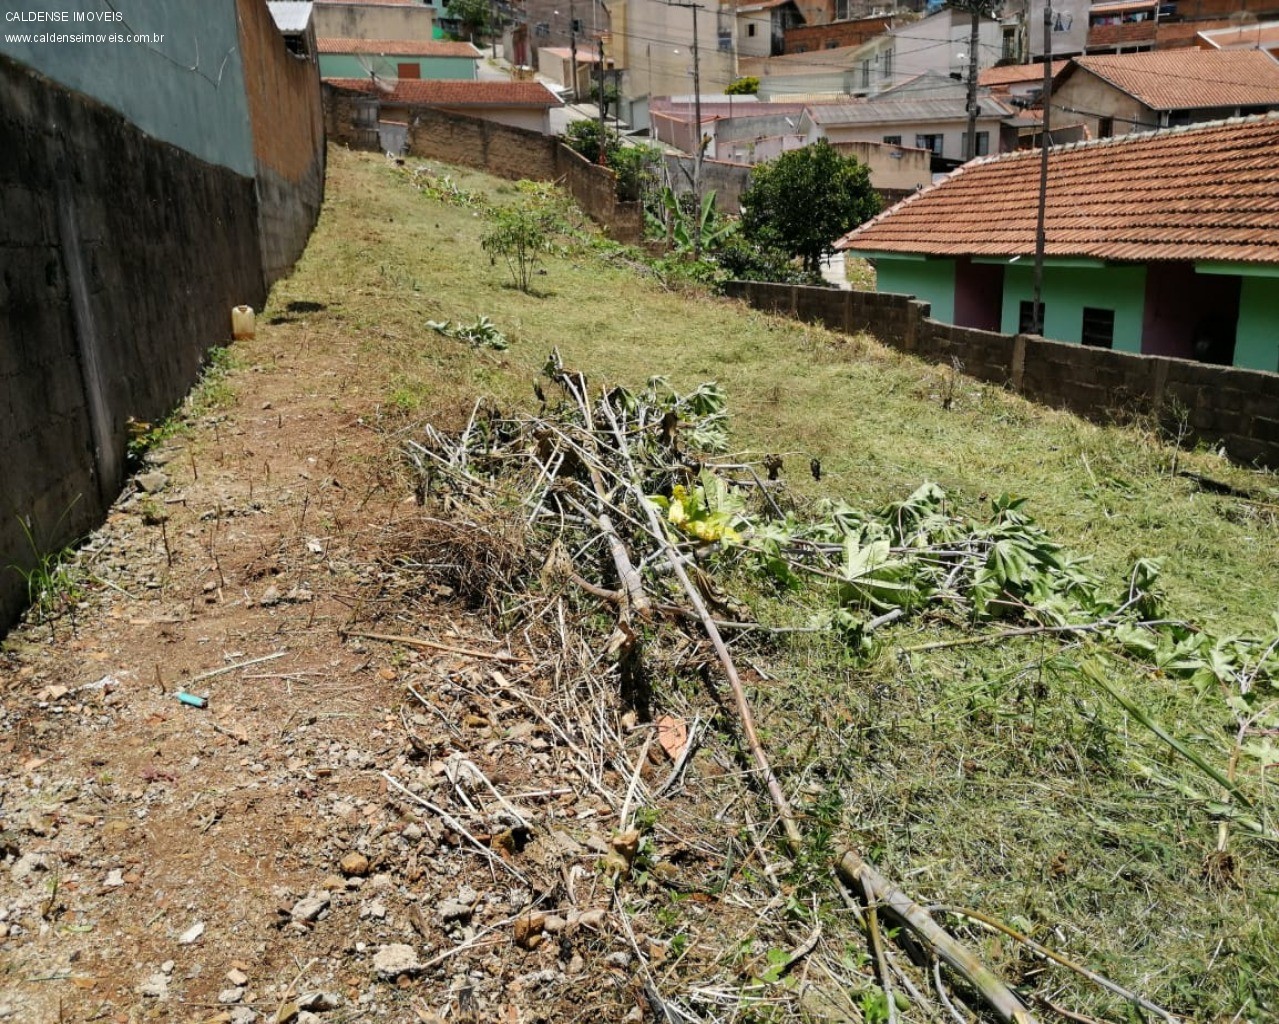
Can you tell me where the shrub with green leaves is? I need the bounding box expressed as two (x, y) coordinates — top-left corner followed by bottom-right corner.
(480, 203), (556, 293)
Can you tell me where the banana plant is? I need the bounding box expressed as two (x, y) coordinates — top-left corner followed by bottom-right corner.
(646, 187), (736, 254)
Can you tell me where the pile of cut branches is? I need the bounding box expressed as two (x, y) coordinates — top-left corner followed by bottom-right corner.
(378, 352), (1272, 1023)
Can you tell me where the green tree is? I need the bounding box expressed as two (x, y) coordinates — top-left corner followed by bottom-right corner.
(739, 141), (880, 273)
(444, 0), (491, 38)
(725, 76), (760, 95)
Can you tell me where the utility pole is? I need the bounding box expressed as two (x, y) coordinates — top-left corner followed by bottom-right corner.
(949, 0), (997, 162)
(665, 0), (705, 258)
(597, 36), (607, 162)
(1031, 0), (1052, 336)
(569, 0), (579, 103)
(964, 8), (980, 160)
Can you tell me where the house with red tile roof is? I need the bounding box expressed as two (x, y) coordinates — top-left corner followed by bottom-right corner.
(1051, 49), (1279, 139)
(834, 114), (1279, 371)
(326, 78), (563, 132)
(318, 36), (480, 80)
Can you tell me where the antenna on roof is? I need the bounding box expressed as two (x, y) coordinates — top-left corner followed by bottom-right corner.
(355, 53), (399, 95)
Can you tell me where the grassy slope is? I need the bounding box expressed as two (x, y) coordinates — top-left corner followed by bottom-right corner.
(272, 148), (1279, 1020)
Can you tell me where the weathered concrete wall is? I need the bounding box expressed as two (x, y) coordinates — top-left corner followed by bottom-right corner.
(0, 55), (265, 632)
(723, 280), (1279, 468)
(311, 2), (437, 42)
(237, 0), (326, 287)
(663, 156), (752, 214)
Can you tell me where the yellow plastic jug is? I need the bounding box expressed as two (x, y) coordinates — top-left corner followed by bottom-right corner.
(231, 305), (256, 340)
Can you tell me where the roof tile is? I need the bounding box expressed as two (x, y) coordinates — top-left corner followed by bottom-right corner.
(836, 114), (1279, 265)
(1070, 50), (1279, 111)
(318, 37), (480, 56)
(325, 77), (563, 108)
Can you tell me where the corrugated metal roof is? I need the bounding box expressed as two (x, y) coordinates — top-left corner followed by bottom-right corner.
(267, 1), (313, 34)
(1070, 50), (1279, 111)
(807, 94), (1014, 125)
(835, 114), (1279, 265)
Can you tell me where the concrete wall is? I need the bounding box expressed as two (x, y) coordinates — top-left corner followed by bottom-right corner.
(0, 55), (265, 631)
(663, 156), (752, 213)
(0, 6), (325, 634)
(0, 0), (254, 175)
(312, 2), (437, 42)
(722, 279), (1279, 468)
(830, 139), (930, 191)
(324, 84), (381, 149)
(403, 106), (642, 242)
(876, 257), (956, 324)
(237, 0), (326, 288)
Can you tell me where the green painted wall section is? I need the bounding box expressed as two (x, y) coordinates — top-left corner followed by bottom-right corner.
(1235, 277), (1279, 373)
(876, 257), (956, 324)
(0, 0), (253, 175)
(1001, 263), (1146, 351)
(319, 53), (477, 80)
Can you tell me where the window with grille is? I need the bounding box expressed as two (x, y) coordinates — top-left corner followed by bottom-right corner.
(1081, 307), (1115, 348)
(1019, 300), (1044, 334)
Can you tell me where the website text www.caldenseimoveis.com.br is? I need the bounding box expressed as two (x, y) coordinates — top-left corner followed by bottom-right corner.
(4, 33), (165, 43)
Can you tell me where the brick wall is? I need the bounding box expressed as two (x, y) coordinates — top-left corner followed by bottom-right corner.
(407, 106), (560, 179)
(403, 107), (642, 242)
(0, 56), (265, 632)
(323, 86), (380, 150)
(784, 16), (892, 54)
(722, 280), (1279, 468)
(236, 0), (326, 288)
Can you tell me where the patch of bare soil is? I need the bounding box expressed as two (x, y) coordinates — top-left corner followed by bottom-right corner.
(0, 321), (658, 1024)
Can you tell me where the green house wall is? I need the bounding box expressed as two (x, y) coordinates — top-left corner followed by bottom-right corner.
(870, 253), (1279, 371)
(1000, 263), (1146, 352)
(1235, 277), (1279, 373)
(875, 257), (955, 324)
(318, 53), (476, 80)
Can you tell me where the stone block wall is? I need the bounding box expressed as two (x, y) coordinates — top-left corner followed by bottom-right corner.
(723, 280), (1279, 468)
